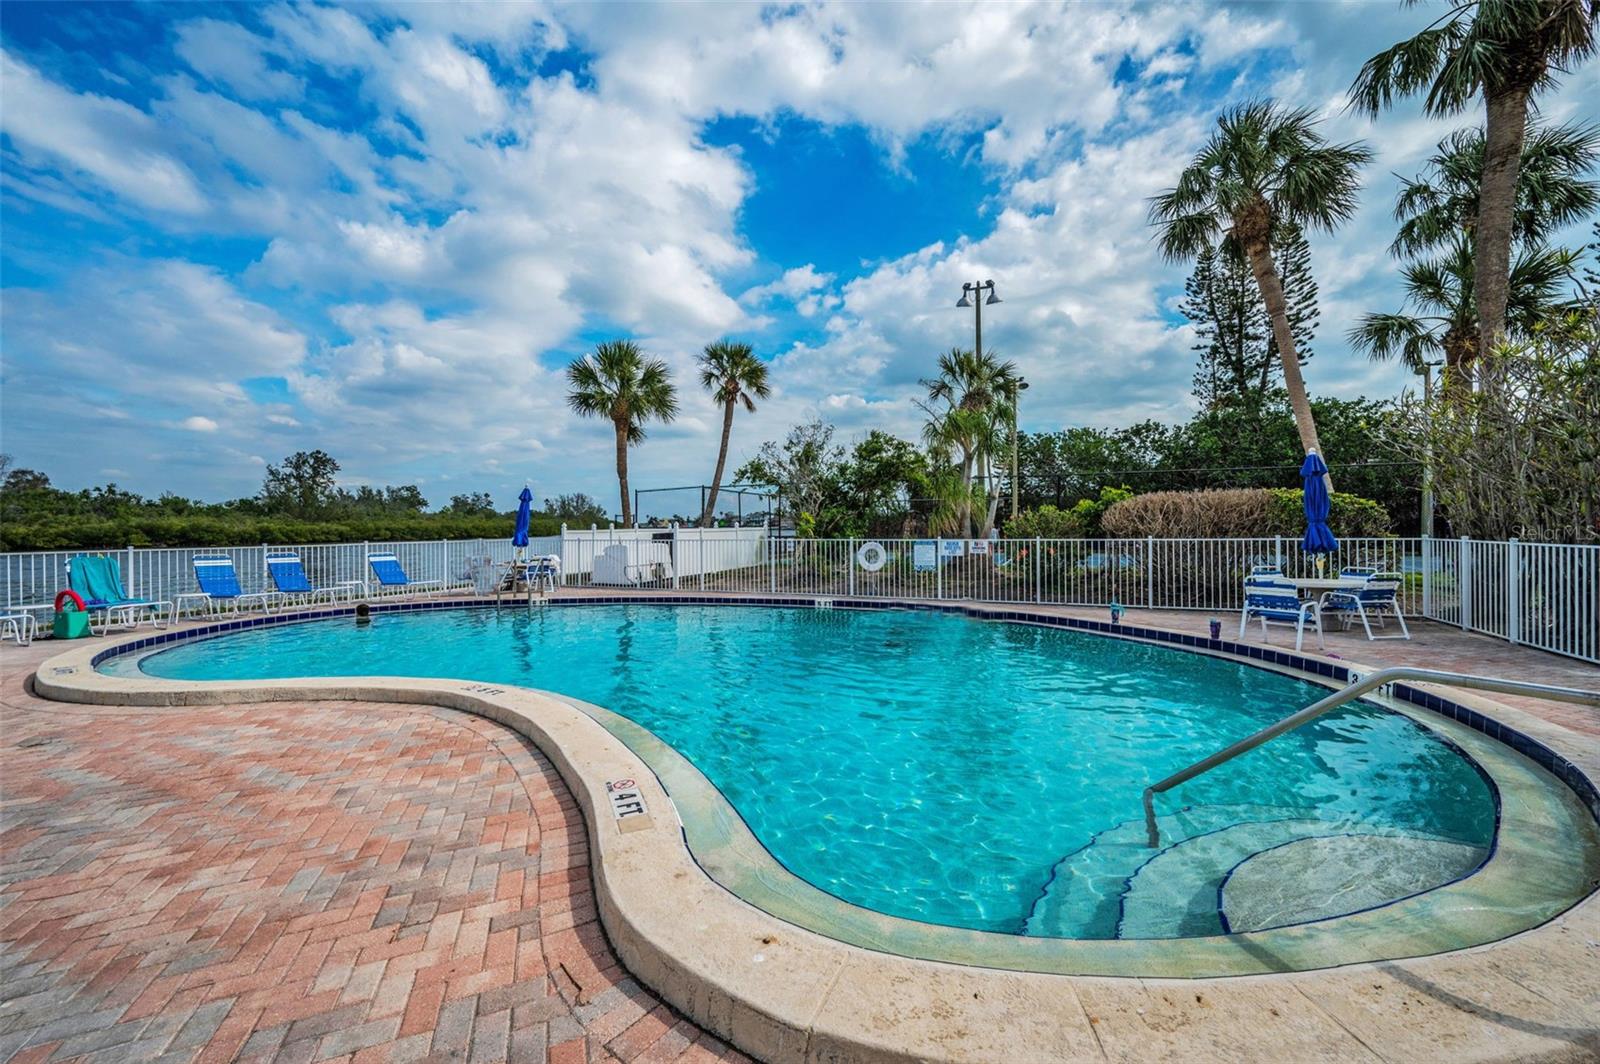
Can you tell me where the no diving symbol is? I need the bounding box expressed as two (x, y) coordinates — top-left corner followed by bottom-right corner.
(606, 779), (649, 822)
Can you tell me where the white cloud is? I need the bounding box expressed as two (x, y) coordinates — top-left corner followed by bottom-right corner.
(5, 0), (1597, 508)
(0, 51), (206, 214)
(742, 265), (836, 305)
(174, 18), (303, 101)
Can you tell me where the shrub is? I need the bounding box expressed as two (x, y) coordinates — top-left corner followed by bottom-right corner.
(1067, 485), (1133, 538)
(1101, 487), (1391, 538)
(1003, 505), (1086, 539)
(0, 513), (564, 552)
(1265, 489), (1390, 538)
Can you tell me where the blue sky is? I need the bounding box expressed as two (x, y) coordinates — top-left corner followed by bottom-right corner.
(3, 2), (1596, 513)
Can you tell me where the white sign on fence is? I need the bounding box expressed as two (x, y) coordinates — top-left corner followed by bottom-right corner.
(913, 541), (937, 571)
(968, 540), (990, 555)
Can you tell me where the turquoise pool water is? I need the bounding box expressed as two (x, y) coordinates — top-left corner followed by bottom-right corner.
(125, 605), (1496, 937)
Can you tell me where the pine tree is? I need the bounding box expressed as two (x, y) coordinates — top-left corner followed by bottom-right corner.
(1182, 223), (1318, 410)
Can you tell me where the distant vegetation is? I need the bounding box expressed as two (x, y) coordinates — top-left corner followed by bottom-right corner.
(1099, 488), (1391, 539)
(0, 450), (609, 552)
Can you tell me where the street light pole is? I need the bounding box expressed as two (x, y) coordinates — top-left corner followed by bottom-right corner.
(1010, 379), (1029, 522)
(1420, 360), (1442, 539)
(956, 279), (999, 357)
(956, 280), (1006, 525)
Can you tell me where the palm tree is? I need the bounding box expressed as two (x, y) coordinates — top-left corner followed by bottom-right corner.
(566, 340), (678, 527)
(696, 340), (770, 527)
(1350, 237), (1577, 388)
(1150, 101), (1372, 480)
(1359, 121), (1599, 394)
(1391, 122), (1600, 260)
(1350, 0), (1599, 359)
(917, 348), (1019, 536)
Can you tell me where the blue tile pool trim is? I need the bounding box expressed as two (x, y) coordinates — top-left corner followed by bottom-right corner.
(88, 593), (1600, 827)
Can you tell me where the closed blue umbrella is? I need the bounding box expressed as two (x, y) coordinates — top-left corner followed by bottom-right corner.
(1300, 452), (1338, 555)
(512, 486), (533, 553)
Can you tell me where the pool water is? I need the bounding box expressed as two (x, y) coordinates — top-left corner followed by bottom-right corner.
(127, 605), (1496, 937)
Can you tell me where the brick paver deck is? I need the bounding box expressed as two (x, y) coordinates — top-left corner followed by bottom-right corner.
(3, 600), (1597, 1064)
(0, 641), (746, 1064)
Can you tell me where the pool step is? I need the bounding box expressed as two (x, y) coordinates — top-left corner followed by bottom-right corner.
(1218, 833), (1486, 933)
(1116, 822), (1488, 939)
(1022, 803), (1308, 939)
(1115, 819), (1338, 939)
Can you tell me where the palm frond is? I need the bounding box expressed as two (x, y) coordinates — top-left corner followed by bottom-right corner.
(1349, 312), (1440, 372)
(1348, 23), (1459, 117)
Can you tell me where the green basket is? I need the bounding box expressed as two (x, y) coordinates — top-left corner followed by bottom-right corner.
(53, 609), (92, 639)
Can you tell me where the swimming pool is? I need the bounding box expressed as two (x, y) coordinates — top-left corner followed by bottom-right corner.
(121, 603), (1502, 941)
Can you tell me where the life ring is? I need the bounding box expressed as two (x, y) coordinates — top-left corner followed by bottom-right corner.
(54, 589), (87, 612)
(856, 541), (888, 572)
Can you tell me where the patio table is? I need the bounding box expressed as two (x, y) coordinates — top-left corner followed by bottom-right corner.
(1281, 577), (1366, 594)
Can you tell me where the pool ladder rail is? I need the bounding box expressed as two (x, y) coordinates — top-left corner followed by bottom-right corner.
(1142, 667), (1600, 848)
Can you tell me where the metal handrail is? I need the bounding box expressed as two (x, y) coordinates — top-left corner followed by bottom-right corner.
(1142, 667), (1600, 847)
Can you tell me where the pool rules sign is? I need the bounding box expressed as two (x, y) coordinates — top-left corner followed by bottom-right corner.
(606, 779), (653, 834)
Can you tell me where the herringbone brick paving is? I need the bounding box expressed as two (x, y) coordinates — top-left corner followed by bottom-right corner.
(0, 657), (750, 1064)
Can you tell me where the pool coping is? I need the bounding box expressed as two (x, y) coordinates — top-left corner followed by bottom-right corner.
(28, 593), (1600, 1064)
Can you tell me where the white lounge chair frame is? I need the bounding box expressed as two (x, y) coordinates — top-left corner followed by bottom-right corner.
(1239, 577), (1324, 652)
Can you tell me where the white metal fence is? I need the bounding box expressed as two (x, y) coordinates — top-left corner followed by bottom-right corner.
(3, 531), (1595, 664)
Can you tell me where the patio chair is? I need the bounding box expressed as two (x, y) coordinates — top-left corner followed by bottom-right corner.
(367, 552), (443, 596)
(266, 552), (353, 607)
(1320, 572), (1411, 641)
(67, 554), (173, 633)
(498, 554), (561, 597)
(530, 554), (561, 593)
(1239, 576), (1324, 652)
(185, 556), (280, 617)
(1339, 565), (1379, 579)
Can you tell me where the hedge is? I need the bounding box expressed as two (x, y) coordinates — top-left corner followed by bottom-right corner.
(0, 514), (565, 553)
(1100, 488), (1391, 539)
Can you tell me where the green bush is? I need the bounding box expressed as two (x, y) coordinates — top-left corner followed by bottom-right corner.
(0, 513), (564, 552)
(1265, 489), (1390, 537)
(1003, 505), (1086, 539)
(1067, 485), (1133, 538)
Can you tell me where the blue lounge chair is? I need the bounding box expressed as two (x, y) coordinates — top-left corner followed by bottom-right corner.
(1321, 572), (1411, 641)
(1239, 576), (1323, 652)
(266, 552), (353, 607)
(185, 556), (280, 617)
(67, 554), (174, 633)
(367, 552), (443, 596)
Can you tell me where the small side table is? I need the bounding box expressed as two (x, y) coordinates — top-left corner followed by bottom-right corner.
(13, 603), (56, 639)
(176, 593), (215, 619)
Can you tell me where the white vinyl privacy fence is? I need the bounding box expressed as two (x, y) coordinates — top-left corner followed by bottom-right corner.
(3, 531), (1595, 664)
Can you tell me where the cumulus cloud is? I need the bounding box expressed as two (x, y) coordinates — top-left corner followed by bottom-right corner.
(3, 0), (1596, 506)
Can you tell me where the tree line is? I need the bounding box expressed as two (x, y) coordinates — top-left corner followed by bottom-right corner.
(0, 451), (611, 552)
